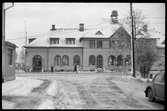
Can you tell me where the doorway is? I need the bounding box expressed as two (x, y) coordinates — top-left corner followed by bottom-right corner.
(32, 55), (42, 72)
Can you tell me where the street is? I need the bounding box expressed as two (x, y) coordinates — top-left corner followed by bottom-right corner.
(2, 72), (164, 109)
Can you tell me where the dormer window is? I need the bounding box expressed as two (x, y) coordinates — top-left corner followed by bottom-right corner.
(66, 38), (75, 45)
(95, 30), (103, 35)
(50, 38), (59, 44)
(29, 38), (36, 44)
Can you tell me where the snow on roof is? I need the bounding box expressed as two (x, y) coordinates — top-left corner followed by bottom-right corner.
(25, 23), (122, 47)
(131, 27), (165, 48)
(24, 22), (165, 48)
(5, 41), (18, 48)
(26, 29), (85, 47)
(149, 31), (165, 47)
(82, 23), (121, 38)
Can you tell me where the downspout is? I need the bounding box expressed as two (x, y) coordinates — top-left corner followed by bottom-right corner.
(2, 4), (6, 79)
(46, 47), (49, 71)
(82, 47), (83, 70)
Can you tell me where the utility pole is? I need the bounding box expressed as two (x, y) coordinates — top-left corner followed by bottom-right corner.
(130, 3), (136, 77)
(133, 13), (137, 37)
(24, 20), (27, 67)
(24, 20), (28, 45)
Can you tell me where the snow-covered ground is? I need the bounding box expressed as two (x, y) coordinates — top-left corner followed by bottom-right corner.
(2, 77), (43, 96)
(2, 77), (43, 109)
(111, 75), (164, 109)
(2, 73), (164, 109)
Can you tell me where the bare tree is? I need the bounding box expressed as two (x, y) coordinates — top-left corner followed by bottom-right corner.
(135, 43), (158, 78)
(120, 9), (148, 36)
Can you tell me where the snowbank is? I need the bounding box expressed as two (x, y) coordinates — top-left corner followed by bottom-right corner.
(46, 81), (58, 96)
(2, 77), (43, 96)
(2, 100), (15, 109)
(121, 74), (152, 83)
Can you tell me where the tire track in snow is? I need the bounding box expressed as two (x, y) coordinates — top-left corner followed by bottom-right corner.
(105, 77), (150, 109)
(64, 81), (99, 109)
(89, 77), (129, 109)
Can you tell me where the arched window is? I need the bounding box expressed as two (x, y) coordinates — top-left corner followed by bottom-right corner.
(97, 55), (103, 68)
(89, 55), (95, 65)
(54, 55), (61, 66)
(73, 55), (80, 65)
(117, 55), (123, 66)
(62, 55), (69, 65)
(108, 55), (116, 65)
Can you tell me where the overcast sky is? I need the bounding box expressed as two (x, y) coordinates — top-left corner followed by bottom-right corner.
(5, 3), (165, 48)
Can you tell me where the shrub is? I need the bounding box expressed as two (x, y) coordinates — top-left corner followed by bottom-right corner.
(135, 43), (157, 78)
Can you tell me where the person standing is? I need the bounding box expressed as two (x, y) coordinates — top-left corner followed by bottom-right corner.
(74, 64), (77, 73)
(51, 66), (53, 72)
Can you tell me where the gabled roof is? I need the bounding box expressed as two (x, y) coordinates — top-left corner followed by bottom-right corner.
(24, 22), (134, 48)
(81, 23), (121, 38)
(5, 41), (18, 48)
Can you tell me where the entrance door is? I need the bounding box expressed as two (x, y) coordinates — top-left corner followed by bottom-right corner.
(97, 55), (103, 68)
(32, 55), (42, 72)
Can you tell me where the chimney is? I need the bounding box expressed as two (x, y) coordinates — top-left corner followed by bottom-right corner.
(111, 10), (118, 24)
(79, 23), (84, 31)
(50, 24), (56, 31)
(143, 24), (148, 32)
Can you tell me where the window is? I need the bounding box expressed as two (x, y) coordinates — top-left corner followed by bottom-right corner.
(73, 55), (80, 65)
(110, 40), (116, 48)
(54, 55), (61, 66)
(117, 55), (123, 66)
(89, 55), (95, 65)
(90, 40), (95, 48)
(109, 40), (111, 48)
(66, 38), (75, 45)
(154, 74), (164, 83)
(29, 38), (36, 44)
(50, 38), (59, 44)
(62, 55), (69, 65)
(97, 55), (103, 68)
(8, 48), (13, 65)
(97, 40), (102, 48)
(108, 55), (116, 65)
(95, 30), (103, 35)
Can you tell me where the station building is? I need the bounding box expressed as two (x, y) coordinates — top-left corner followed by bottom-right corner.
(24, 11), (162, 72)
